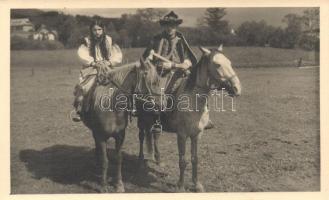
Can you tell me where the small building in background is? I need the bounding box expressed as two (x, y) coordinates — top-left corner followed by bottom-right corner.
(230, 28), (236, 36)
(33, 24), (58, 41)
(11, 19), (58, 41)
(11, 18), (34, 39)
(11, 18), (34, 32)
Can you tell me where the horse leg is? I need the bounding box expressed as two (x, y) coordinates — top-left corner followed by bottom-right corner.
(144, 128), (155, 161)
(154, 132), (164, 167)
(94, 136), (101, 175)
(176, 134), (187, 192)
(138, 129), (145, 162)
(114, 131), (125, 193)
(138, 128), (149, 171)
(94, 136), (109, 193)
(191, 134), (204, 192)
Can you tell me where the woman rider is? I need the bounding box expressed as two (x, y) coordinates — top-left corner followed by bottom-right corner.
(72, 20), (123, 122)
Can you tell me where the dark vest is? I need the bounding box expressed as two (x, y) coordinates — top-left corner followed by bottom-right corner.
(143, 31), (197, 66)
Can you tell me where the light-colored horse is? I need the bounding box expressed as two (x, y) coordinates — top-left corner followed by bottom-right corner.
(137, 46), (241, 192)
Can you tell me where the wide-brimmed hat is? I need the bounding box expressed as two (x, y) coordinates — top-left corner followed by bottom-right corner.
(159, 11), (183, 26)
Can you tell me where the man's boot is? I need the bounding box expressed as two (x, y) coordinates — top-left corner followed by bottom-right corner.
(204, 119), (215, 129)
(150, 120), (162, 134)
(72, 96), (83, 122)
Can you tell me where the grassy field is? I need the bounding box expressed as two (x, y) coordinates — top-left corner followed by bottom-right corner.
(11, 46), (319, 69)
(10, 47), (320, 193)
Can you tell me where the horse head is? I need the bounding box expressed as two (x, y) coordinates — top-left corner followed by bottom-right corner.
(199, 45), (241, 97)
(137, 57), (163, 112)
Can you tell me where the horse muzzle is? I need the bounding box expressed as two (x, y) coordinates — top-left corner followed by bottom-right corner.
(216, 76), (241, 97)
(228, 76), (241, 97)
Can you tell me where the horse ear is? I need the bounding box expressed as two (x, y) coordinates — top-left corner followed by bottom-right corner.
(218, 44), (223, 51)
(199, 46), (211, 55)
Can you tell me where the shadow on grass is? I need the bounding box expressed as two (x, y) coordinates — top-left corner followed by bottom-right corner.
(19, 145), (170, 193)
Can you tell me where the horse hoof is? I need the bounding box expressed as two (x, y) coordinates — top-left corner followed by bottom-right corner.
(194, 182), (205, 193)
(176, 182), (186, 192)
(176, 186), (186, 193)
(115, 181), (125, 193)
(157, 161), (165, 168)
(143, 153), (156, 162)
(204, 120), (215, 129)
(99, 185), (110, 193)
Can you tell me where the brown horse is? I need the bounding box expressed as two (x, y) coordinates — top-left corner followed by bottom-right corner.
(137, 46), (242, 192)
(80, 63), (140, 193)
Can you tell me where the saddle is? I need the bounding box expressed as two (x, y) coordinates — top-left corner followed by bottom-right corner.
(78, 61), (114, 114)
(138, 60), (189, 113)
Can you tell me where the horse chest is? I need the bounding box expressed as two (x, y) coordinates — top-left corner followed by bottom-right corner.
(173, 104), (209, 134)
(198, 105), (210, 131)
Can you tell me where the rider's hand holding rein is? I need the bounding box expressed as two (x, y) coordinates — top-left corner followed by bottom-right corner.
(162, 62), (173, 69)
(174, 59), (192, 70)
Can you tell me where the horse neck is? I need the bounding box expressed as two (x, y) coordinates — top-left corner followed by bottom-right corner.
(186, 56), (210, 94)
(178, 57), (210, 112)
(111, 65), (138, 94)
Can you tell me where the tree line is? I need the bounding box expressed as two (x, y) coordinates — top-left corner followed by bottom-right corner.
(11, 8), (319, 51)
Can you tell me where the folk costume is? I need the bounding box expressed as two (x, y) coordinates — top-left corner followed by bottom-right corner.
(139, 11), (213, 133)
(72, 35), (123, 121)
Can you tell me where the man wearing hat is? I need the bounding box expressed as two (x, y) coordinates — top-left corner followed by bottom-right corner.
(140, 11), (214, 133)
(143, 11), (197, 75)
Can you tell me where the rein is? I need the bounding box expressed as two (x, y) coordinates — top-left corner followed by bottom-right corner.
(107, 65), (157, 105)
(108, 78), (133, 95)
(226, 74), (237, 82)
(193, 54), (238, 91)
(139, 58), (173, 97)
(104, 65), (139, 96)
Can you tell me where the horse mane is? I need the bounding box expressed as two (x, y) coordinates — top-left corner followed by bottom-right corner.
(142, 60), (160, 85)
(185, 50), (230, 91)
(108, 62), (138, 86)
(86, 62), (137, 112)
(185, 54), (210, 91)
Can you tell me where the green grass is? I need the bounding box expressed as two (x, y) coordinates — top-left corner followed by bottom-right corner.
(10, 48), (320, 193)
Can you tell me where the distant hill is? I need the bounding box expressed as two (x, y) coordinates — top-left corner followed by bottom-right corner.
(10, 8), (318, 50)
(11, 9), (45, 19)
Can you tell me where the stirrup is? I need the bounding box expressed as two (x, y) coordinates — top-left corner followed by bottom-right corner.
(151, 120), (162, 134)
(204, 120), (215, 130)
(131, 109), (138, 117)
(70, 110), (81, 122)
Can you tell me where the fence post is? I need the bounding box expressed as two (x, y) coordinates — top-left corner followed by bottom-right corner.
(297, 57), (303, 67)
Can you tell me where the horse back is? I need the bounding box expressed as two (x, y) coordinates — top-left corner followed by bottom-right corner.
(82, 84), (129, 135)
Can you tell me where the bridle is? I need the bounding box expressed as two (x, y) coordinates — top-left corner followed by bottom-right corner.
(107, 62), (166, 107)
(195, 52), (238, 92)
